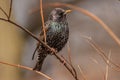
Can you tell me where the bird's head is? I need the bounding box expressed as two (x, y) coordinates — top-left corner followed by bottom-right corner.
(49, 8), (71, 22)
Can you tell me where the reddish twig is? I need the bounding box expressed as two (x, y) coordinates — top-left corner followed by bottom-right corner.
(67, 41), (72, 65)
(40, 0), (46, 43)
(83, 36), (120, 71)
(0, 61), (53, 80)
(0, 18), (40, 42)
(78, 65), (87, 80)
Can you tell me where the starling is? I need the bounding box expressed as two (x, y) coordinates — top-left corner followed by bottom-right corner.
(33, 8), (71, 71)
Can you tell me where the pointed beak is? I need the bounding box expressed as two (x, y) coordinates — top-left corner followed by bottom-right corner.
(64, 10), (72, 15)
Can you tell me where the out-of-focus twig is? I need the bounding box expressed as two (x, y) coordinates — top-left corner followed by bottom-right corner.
(78, 65), (87, 80)
(81, 35), (120, 72)
(105, 50), (111, 80)
(0, 61), (53, 80)
(67, 41), (72, 65)
(0, 6), (9, 18)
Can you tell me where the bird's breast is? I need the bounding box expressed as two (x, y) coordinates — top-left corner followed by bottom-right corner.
(46, 22), (69, 52)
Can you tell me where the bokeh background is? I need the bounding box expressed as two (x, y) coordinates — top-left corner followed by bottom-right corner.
(0, 0), (120, 80)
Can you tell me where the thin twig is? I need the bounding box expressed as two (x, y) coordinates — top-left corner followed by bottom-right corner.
(67, 41), (72, 65)
(40, 0), (46, 43)
(67, 42), (78, 79)
(78, 65), (87, 80)
(90, 57), (105, 79)
(83, 36), (120, 71)
(0, 18), (40, 42)
(0, 6), (9, 18)
(61, 55), (78, 80)
(61, 55), (75, 76)
(53, 53), (79, 80)
(105, 50), (111, 80)
(0, 61), (53, 80)
(8, 0), (13, 19)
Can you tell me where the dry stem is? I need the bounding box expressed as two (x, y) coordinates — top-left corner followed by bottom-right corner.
(40, 0), (46, 43)
(0, 61), (53, 80)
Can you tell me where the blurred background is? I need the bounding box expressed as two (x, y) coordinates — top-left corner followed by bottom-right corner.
(0, 0), (120, 80)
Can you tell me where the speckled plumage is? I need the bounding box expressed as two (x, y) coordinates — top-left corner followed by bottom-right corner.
(33, 8), (70, 71)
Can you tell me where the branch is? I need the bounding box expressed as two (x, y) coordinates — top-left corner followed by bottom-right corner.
(40, 0), (46, 43)
(61, 55), (78, 80)
(8, 0), (13, 19)
(78, 65), (87, 80)
(105, 51), (111, 80)
(0, 6), (9, 18)
(82, 36), (120, 72)
(0, 18), (40, 42)
(0, 61), (53, 80)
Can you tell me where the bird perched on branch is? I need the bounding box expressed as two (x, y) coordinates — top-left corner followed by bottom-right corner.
(32, 8), (71, 71)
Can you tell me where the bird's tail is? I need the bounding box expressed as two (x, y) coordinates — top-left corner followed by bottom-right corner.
(33, 49), (47, 71)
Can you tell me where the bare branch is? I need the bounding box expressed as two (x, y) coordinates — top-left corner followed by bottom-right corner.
(67, 41), (72, 65)
(0, 18), (40, 42)
(40, 0), (46, 43)
(83, 36), (120, 71)
(105, 50), (111, 80)
(0, 6), (9, 18)
(0, 61), (53, 80)
(8, 0), (13, 19)
(61, 55), (78, 80)
(78, 65), (87, 80)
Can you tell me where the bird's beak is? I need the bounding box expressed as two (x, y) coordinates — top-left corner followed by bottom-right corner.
(64, 10), (72, 15)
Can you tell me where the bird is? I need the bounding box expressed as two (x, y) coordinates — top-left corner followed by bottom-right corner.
(32, 8), (71, 71)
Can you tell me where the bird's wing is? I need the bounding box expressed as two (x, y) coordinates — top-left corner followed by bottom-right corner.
(32, 21), (50, 60)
